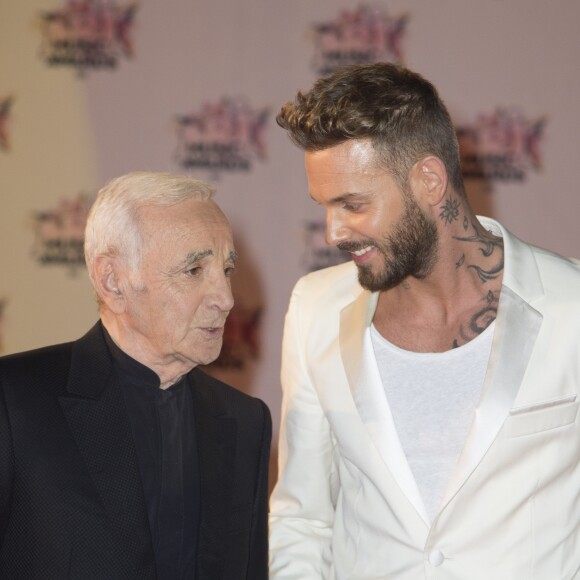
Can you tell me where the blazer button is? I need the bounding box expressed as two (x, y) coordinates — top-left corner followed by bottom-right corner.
(428, 550), (445, 567)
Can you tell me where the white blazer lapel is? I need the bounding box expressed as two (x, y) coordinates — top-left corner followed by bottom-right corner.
(441, 286), (542, 507)
(441, 218), (544, 509)
(339, 290), (430, 524)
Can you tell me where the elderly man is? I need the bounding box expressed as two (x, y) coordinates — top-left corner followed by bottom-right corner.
(269, 63), (580, 578)
(0, 172), (271, 579)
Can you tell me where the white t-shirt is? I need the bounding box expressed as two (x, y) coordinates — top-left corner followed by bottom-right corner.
(370, 322), (495, 522)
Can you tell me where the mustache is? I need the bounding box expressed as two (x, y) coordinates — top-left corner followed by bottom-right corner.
(337, 240), (377, 253)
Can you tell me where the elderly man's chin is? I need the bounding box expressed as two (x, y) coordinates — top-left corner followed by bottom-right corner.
(194, 339), (225, 368)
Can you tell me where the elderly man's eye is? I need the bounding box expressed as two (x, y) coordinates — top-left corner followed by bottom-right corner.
(186, 266), (202, 277)
(225, 266), (236, 277)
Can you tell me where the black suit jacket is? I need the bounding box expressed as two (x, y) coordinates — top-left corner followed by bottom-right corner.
(0, 323), (271, 579)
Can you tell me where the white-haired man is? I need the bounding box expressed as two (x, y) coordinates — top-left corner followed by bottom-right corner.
(0, 172), (271, 580)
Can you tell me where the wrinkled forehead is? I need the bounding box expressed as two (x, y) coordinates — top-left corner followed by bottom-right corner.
(137, 198), (229, 233)
(137, 199), (233, 258)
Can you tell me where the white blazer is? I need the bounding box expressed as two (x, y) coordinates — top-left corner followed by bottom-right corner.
(269, 218), (580, 579)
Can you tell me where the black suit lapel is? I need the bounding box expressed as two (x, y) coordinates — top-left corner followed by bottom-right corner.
(190, 369), (237, 579)
(58, 323), (156, 579)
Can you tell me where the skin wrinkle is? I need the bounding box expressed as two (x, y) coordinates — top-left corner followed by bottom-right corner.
(99, 198), (236, 388)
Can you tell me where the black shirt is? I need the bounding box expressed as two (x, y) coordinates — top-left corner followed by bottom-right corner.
(104, 331), (199, 579)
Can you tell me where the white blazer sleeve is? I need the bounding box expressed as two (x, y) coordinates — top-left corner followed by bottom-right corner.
(269, 279), (338, 579)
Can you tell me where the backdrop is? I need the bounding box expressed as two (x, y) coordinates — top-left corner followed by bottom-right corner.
(2, 0), (580, 486)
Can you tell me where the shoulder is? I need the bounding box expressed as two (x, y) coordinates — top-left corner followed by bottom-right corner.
(190, 367), (270, 422)
(532, 246), (580, 282)
(0, 343), (74, 407)
(294, 261), (359, 294)
(531, 248), (580, 309)
(190, 368), (271, 454)
(0, 342), (72, 383)
(290, 261), (363, 312)
(483, 216), (580, 303)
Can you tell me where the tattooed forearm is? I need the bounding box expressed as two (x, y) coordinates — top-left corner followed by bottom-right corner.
(456, 254), (465, 269)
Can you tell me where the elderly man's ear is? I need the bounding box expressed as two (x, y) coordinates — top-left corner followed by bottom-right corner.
(94, 256), (127, 313)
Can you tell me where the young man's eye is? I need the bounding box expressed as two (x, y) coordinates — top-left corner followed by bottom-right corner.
(343, 203), (361, 212)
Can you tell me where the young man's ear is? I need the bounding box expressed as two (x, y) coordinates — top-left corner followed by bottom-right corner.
(409, 156), (448, 207)
(93, 255), (126, 313)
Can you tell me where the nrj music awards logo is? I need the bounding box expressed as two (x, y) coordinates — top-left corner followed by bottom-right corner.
(174, 97), (270, 177)
(0, 96), (14, 152)
(32, 192), (95, 273)
(457, 108), (546, 182)
(38, 0), (138, 74)
(311, 4), (409, 75)
(303, 221), (350, 273)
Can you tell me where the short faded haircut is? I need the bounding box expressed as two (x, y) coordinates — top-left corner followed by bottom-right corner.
(277, 62), (465, 196)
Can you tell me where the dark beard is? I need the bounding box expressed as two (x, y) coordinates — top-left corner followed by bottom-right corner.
(339, 195), (439, 292)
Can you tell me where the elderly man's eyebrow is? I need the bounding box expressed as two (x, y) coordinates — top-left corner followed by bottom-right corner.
(171, 249), (237, 274)
(186, 250), (213, 263)
(182, 250), (213, 267)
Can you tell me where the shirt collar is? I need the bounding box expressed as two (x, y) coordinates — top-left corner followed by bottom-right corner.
(103, 326), (161, 390)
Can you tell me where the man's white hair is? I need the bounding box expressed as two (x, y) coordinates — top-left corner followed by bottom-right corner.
(84, 171), (216, 294)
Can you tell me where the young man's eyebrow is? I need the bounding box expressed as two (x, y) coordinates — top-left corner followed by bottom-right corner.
(309, 192), (369, 204)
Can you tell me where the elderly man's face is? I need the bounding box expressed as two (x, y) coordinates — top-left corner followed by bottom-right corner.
(122, 198), (235, 370)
